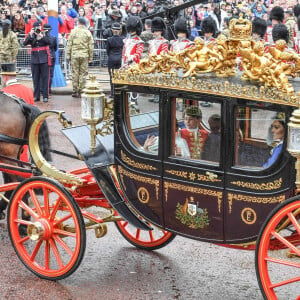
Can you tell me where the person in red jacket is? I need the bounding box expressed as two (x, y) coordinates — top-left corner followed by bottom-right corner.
(1, 62), (34, 105)
(121, 16), (144, 67)
(148, 17), (168, 55)
(58, 5), (75, 38)
(179, 106), (209, 160)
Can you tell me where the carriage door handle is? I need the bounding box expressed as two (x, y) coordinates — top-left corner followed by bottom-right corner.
(205, 171), (218, 181)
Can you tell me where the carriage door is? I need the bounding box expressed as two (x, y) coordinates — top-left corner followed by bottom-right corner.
(162, 94), (225, 242)
(114, 90), (165, 227)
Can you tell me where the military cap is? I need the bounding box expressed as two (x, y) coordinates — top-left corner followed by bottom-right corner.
(111, 22), (121, 30)
(184, 106), (202, 118)
(78, 17), (86, 25)
(201, 16), (217, 36)
(126, 16), (143, 35)
(252, 17), (267, 38)
(43, 23), (52, 30)
(1, 63), (17, 75)
(174, 18), (189, 35)
(151, 17), (166, 33)
(33, 21), (41, 27)
(269, 7), (284, 22)
(272, 23), (289, 43)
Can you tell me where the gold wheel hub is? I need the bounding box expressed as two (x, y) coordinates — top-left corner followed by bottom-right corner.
(27, 220), (51, 241)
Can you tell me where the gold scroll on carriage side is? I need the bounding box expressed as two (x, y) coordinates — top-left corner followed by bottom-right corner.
(113, 15), (300, 106)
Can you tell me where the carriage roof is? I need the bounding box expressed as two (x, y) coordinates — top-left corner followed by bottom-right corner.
(113, 16), (300, 108)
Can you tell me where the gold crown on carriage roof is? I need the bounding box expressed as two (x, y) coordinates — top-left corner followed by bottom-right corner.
(229, 14), (252, 41)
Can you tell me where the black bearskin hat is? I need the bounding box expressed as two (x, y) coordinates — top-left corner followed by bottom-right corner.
(294, 4), (300, 18)
(201, 16), (217, 36)
(174, 17), (188, 35)
(252, 17), (267, 38)
(272, 24), (289, 43)
(269, 6), (284, 22)
(151, 17), (166, 33)
(126, 16), (143, 35)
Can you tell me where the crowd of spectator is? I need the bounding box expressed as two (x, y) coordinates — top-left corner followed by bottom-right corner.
(0, 0), (299, 42)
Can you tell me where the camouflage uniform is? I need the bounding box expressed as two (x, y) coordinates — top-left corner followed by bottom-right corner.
(66, 24), (94, 94)
(285, 16), (296, 48)
(0, 30), (19, 63)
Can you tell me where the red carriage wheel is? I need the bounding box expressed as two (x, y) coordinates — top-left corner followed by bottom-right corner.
(7, 177), (86, 280)
(115, 218), (175, 250)
(255, 196), (300, 299)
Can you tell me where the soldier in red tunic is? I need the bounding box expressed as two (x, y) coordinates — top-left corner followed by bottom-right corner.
(179, 106), (209, 160)
(266, 7), (284, 45)
(252, 17), (267, 42)
(1, 62), (34, 105)
(148, 17), (168, 56)
(122, 16), (144, 67)
(170, 18), (194, 52)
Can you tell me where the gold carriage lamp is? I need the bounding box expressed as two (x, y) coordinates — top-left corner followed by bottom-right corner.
(287, 109), (300, 193)
(81, 75), (105, 154)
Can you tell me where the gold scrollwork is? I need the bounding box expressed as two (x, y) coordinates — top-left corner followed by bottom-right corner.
(228, 193), (285, 214)
(121, 151), (157, 171)
(118, 166), (160, 201)
(165, 169), (188, 178)
(230, 178), (282, 190)
(165, 169), (221, 182)
(164, 181), (222, 213)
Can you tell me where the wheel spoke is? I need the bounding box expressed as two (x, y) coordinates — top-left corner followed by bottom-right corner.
(49, 198), (62, 221)
(17, 235), (30, 244)
(287, 212), (300, 236)
(135, 229), (140, 240)
(265, 256), (300, 268)
(45, 240), (50, 270)
(121, 221), (128, 228)
(53, 234), (74, 256)
(272, 231), (300, 256)
(49, 238), (64, 268)
(43, 187), (50, 217)
(53, 214), (72, 226)
(29, 189), (43, 216)
(53, 228), (76, 238)
(19, 201), (39, 220)
(14, 219), (32, 226)
(149, 230), (154, 242)
(270, 275), (300, 289)
(30, 240), (43, 261)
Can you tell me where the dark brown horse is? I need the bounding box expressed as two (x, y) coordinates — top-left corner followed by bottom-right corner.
(0, 91), (51, 218)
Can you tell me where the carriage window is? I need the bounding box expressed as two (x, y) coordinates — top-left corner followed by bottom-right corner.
(171, 98), (221, 163)
(126, 92), (160, 154)
(234, 107), (285, 168)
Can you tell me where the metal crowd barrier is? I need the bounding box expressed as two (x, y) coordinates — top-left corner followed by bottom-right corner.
(16, 38), (108, 80)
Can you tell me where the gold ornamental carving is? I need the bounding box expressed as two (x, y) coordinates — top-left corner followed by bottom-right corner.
(113, 15), (300, 106)
(165, 169), (188, 178)
(228, 193), (285, 214)
(118, 166), (160, 201)
(166, 169), (221, 182)
(164, 181), (222, 213)
(241, 207), (257, 225)
(230, 178), (282, 190)
(121, 150), (157, 171)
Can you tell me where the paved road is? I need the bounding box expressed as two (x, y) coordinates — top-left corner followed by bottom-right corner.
(0, 94), (294, 299)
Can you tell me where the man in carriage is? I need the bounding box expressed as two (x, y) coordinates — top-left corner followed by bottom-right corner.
(179, 106), (209, 160)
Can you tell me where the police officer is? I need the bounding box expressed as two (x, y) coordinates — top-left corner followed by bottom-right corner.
(23, 21), (51, 103)
(66, 17), (94, 98)
(43, 23), (57, 95)
(0, 19), (19, 63)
